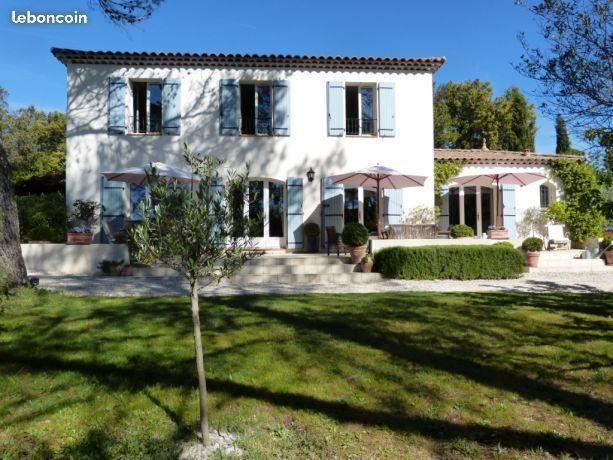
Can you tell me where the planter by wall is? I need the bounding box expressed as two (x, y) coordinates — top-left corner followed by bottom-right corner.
(524, 251), (540, 268)
(67, 232), (92, 245)
(604, 251), (613, 266)
(361, 260), (374, 273)
(487, 229), (509, 240)
(348, 245), (367, 264)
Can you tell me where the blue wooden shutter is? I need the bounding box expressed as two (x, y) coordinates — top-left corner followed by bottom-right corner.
(101, 176), (125, 242)
(162, 77), (181, 135)
(287, 177), (303, 249)
(383, 188), (403, 225)
(377, 83), (396, 137)
(220, 79), (239, 136)
(327, 82), (345, 136)
(321, 176), (344, 244)
(273, 81), (291, 136)
(502, 185), (517, 238)
(108, 77), (126, 134)
(439, 184), (450, 230)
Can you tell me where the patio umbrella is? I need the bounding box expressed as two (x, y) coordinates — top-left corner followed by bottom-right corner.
(102, 162), (200, 186)
(330, 165), (427, 238)
(450, 172), (546, 227)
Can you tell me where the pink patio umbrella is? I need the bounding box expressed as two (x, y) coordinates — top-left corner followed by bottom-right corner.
(102, 162), (200, 186)
(450, 172), (546, 228)
(330, 165), (428, 238)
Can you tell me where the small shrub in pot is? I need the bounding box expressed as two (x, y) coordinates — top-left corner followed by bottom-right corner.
(342, 223), (370, 264)
(450, 224), (474, 238)
(303, 223), (320, 253)
(361, 253), (374, 273)
(521, 237), (544, 267)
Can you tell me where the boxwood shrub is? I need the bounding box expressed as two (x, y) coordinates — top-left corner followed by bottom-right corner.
(450, 224), (475, 238)
(373, 245), (524, 280)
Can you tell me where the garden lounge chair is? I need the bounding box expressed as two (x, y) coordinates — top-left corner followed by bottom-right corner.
(546, 224), (570, 250)
(326, 226), (345, 257)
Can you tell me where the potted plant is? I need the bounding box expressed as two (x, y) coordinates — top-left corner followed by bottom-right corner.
(341, 222), (370, 264)
(98, 259), (124, 276)
(67, 199), (101, 245)
(361, 253), (374, 273)
(600, 237), (613, 265)
(304, 222), (320, 253)
(450, 224), (474, 239)
(487, 225), (508, 240)
(521, 237), (544, 267)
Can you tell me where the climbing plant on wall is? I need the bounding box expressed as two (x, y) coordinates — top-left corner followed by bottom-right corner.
(548, 159), (605, 242)
(434, 161), (465, 196)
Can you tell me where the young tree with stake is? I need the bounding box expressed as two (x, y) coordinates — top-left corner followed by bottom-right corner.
(130, 145), (257, 445)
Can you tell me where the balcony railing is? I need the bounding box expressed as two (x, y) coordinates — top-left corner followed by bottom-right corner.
(128, 115), (162, 134)
(346, 118), (377, 136)
(241, 117), (272, 136)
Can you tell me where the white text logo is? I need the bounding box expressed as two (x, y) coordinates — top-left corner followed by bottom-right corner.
(11, 10), (88, 25)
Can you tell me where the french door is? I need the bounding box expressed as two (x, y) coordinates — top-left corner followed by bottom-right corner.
(248, 180), (285, 248)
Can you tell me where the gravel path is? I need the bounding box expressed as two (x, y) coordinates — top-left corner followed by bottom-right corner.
(35, 272), (612, 297)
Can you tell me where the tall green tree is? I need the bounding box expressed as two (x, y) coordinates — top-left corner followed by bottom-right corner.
(495, 87), (536, 151)
(433, 80), (499, 149)
(516, 0), (612, 164)
(555, 115), (571, 154)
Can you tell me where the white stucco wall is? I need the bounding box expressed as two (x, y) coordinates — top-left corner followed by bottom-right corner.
(22, 244), (129, 275)
(65, 64), (435, 245)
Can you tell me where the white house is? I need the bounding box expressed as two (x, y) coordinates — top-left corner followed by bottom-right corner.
(53, 48), (444, 249)
(52, 48), (579, 249)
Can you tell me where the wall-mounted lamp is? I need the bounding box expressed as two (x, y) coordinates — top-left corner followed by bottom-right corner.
(306, 167), (315, 183)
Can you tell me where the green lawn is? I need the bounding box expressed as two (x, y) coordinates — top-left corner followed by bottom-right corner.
(0, 289), (611, 459)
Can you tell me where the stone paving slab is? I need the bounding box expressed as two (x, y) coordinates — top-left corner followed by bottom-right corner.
(35, 272), (612, 297)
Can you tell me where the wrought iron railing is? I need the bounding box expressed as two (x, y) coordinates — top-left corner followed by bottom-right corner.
(128, 115), (162, 134)
(346, 118), (377, 136)
(240, 117), (272, 136)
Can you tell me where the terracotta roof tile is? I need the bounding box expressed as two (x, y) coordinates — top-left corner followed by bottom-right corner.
(51, 48), (445, 72)
(434, 149), (585, 166)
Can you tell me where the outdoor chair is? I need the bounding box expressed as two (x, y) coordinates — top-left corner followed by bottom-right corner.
(102, 219), (128, 244)
(546, 224), (570, 250)
(326, 226), (345, 257)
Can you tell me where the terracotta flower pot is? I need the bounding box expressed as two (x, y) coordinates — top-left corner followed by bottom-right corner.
(604, 251), (613, 266)
(67, 232), (92, 245)
(120, 266), (134, 276)
(348, 245), (367, 264)
(524, 251), (540, 268)
(106, 264), (123, 276)
(361, 260), (374, 273)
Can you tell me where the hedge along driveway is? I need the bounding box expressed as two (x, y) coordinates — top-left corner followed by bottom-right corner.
(374, 245), (525, 280)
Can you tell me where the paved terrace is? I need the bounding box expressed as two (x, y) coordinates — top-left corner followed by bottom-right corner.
(37, 272), (612, 297)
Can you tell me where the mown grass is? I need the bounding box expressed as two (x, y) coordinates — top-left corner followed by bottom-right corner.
(0, 289), (611, 459)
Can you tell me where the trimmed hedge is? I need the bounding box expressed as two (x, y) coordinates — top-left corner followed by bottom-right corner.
(374, 245), (524, 280)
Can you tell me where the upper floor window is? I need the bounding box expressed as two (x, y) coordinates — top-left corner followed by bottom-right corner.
(540, 184), (551, 208)
(130, 81), (162, 134)
(345, 85), (376, 136)
(240, 83), (272, 136)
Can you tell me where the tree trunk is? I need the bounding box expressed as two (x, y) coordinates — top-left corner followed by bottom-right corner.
(0, 141), (27, 285)
(190, 278), (209, 445)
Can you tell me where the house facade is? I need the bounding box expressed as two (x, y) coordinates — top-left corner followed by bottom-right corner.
(53, 48), (444, 249)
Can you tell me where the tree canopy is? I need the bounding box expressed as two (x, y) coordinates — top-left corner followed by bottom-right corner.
(94, 0), (165, 24)
(434, 80), (536, 151)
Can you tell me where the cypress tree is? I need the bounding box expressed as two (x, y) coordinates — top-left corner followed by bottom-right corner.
(555, 115), (571, 154)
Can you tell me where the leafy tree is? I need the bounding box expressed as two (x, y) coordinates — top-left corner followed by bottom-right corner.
(555, 115), (571, 154)
(495, 87), (536, 151)
(516, 0), (612, 163)
(94, 0), (165, 24)
(130, 145), (256, 446)
(434, 80), (499, 149)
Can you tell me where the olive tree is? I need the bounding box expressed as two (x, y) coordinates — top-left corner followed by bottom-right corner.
(130, 145), (256, 445)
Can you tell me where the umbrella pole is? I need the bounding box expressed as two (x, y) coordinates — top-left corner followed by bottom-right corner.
(377, 181), (382, 239)
(496, 177), (501, 228)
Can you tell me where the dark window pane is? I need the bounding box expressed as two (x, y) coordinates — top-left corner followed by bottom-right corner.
(345, 86), (359, 135)
(248, 181), (264, 237)
(269, 182), (284, 237)
(363, 189), (377, 233)
(344, 188), (359, 225)
(240, 84), (255, 135)
(149, 84), (162, 133)
(256, 85), (271, 135)
(132, 82), (147, 133)
(360, 87), (374, 135)
(540, 185), (549, 208)
(449, 187), (460, 226)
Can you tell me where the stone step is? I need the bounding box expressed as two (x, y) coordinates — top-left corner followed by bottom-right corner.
(528, 266), (612, 273)
(538, 250), (585, 260)
(244, 255), (351, 266)
(239, 264), (356, 275)
(222, 272), (382, 284)
(535, 259), (606, 268)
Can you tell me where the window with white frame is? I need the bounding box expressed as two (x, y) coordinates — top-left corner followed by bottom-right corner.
(240, 83), (272, 136)
(345, 85), (376, 136)
(540, 184), (551, 208)
(130, 81), (162, 134)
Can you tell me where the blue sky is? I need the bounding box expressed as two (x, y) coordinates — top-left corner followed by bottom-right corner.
(0, 0), (569, 152)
